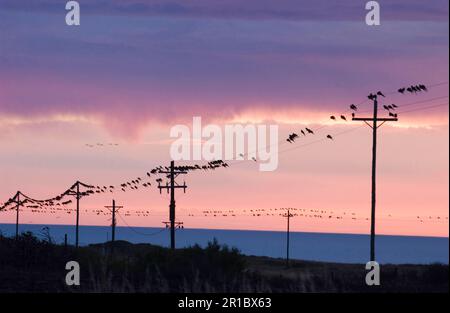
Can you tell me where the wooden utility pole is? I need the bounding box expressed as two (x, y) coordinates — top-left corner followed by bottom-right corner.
(76, 182), (80, 247)
(15, 192), (20, 239)
(1, 191), (25, 239)
(158, 161), (187, 250)
(282, 208), (295, 267)
(12, 191), (21, 239)
(105, 199), (123, 243)
(67, 181), (83, 248)
(352, 94), (397, 261)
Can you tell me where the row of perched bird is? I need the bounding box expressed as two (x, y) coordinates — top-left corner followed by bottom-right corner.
(285, 83), (429, 154)
(0, 159), (231, 212)
(383, 103), (399, 118)
(199, 207), (352, 218)
(6, 203), (448, 223)
(85, 143), (119, 148)
(285, 127), (326, 143)
(199, 211), (354, 220)
(398, 84), (427, 94)
(14, 207), (153, 218)
(328, 84), (426, 124)
(368, 91), (386, 100)
(286, 92), (395, 145)
(330, 115), (348, 121)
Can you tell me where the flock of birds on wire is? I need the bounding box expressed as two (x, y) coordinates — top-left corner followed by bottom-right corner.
(7, 204), (449, 225)
(1, 82), (447, 227)
(85, 143), (119, 148)
(285, 83), (429, 145)
(0, 160), (230, 212)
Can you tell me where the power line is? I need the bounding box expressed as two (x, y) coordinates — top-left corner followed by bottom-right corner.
(397, 102), (448, 114)
(279, 125), (364, 155)
(116, 211), (167, 236)
(356, 95), (448, 114)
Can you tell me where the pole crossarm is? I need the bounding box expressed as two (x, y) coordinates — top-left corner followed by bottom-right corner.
(158, 180), (187, 194)
(158, 184), (187, 193)
(158, 171), (188, 175)
(352, 117), (398, 122)
(10, 192), (28, 206)
(162, 221), (184, 229)
(104, 206), (123, 211)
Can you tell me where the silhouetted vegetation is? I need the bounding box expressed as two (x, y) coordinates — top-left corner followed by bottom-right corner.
(0, 232), (447, 293)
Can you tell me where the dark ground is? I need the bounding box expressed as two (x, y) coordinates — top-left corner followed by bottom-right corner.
(0, 232), (447, 293)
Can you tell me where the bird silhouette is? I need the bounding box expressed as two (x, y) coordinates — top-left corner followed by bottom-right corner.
(326, 135), (333, 140)
(305, 128), (314, 134)
(330, 115), (336, 120)
(300, 130), (306, 136)
(398, 87), (406, 94)
(368, 93), (376, 100)
(287, 133), (299, 143)
(350, 104), (357, 111)
(377, 91), (385, 97)
(419, 84), (428, 91)
(340, 115), (347, 121)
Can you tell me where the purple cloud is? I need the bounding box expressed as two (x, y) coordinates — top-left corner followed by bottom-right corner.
(0, 0), (448, 21)
(0, 0), (448, 137)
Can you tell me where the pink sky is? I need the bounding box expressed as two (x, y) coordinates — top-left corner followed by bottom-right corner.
(0, 114), (448, 237)
(0, 0), (448, 237)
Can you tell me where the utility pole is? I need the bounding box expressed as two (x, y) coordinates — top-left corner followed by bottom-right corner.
(15, 192), (20, 239)
(352, 94), (398, 261)
(76, 182), (80, 248)
(67, 181), (83, 248)
(1, 191), (25, 239)
(282, 208), (295, 267)
(158, 161), (187, 250)
(105, 199), (123, 243)
(11, 191), (22, 239)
